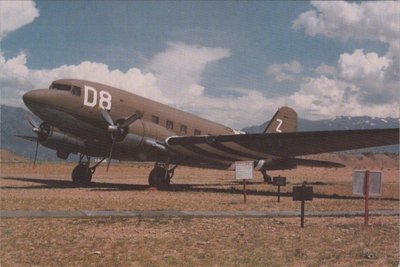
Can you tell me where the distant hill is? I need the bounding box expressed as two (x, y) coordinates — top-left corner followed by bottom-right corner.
(1, 105), (399, 161)
(0, 149), (29, 163)
(1, 105), (59, 161)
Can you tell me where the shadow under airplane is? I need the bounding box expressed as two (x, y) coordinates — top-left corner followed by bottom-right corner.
(2, 176), (398, 202)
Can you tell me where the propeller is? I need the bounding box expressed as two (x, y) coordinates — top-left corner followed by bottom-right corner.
(24, 114), (50, 167)
(100, 109), (142, 170)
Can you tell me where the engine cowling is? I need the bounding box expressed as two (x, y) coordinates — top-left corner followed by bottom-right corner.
(40, 126), (85, 153)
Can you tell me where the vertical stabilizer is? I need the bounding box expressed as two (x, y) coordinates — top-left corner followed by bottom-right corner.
(263, 106), (297, 133)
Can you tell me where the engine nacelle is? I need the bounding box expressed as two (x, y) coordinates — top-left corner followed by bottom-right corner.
(114, 133), (144, 151)
(40, 128), (85, 153)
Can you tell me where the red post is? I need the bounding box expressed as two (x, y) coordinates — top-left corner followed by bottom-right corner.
(364, 170), (370, 226)
(243, 179), (247, 204)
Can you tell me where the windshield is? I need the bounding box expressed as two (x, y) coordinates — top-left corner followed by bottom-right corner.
(49, 83), (71, 91)
(49, 83), (81, 96)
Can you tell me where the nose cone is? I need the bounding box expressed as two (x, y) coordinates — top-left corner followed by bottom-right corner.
(23, 89), (50, 115)
(23, 90), (41, 106)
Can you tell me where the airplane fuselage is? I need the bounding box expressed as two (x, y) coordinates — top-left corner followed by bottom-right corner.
(23, 79), (242, 169)
(21, 78), (399, 187)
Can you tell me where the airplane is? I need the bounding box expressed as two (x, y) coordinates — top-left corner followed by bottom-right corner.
(19, 79), (399, 187)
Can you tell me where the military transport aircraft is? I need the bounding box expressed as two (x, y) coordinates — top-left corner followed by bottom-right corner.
(20, 79), (399, 187)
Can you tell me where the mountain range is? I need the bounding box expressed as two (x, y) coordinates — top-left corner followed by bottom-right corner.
(1, 105), (398, 162)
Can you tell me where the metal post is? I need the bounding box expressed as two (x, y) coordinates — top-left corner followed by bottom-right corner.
(301, 200), (305, 228)
(364, 170), (370, 226)
(243, 179), (247, 204)
(277, 185), (281, 202)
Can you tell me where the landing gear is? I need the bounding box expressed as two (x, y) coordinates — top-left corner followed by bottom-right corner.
(261, 168), (272, 184)
(71, 154), (105, 186)
(148, 163), (177, 188)
(72, 163), (92, 186)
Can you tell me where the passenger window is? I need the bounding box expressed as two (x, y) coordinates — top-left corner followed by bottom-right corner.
(152, 115), (159, 124)
(194, 129), (201, 135)
(166, 120), (174, 130)
(71, 86), (81, 96)
(180, 125), (187, 135)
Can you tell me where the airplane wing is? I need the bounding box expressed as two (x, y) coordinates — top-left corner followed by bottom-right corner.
(166, 128), (399, 159)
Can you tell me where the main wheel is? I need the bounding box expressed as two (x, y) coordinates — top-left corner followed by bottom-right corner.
(72, 164), (92, 186)
(148, 167), (170, 188)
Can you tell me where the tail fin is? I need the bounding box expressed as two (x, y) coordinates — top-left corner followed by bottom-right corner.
(263, 106), (297, 133)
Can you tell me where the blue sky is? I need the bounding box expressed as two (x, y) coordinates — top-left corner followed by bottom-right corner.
(1, 1), (399, 128)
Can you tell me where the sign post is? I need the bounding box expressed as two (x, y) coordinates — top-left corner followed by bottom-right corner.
(364, 170), (370, 226)
(235, 161), (254, 204)
(273, 176), (287, 202)
(293, 184), (313, 228)
(352, 170), (381, 226)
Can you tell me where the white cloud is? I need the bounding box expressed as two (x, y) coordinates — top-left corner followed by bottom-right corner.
(145, 42), (280, 128)
(0, 0), (39, 40)
(337, 49), (398, 104)
(292, 1), (400, 46)
(288, 76), (399, 119)
(314, 64), (337, 77)
(289, 1), (400, 119)
(266, 60), (303, 83)
(146, 42), (230, 102)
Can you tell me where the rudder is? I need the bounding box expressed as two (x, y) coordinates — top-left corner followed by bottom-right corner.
(263, 106), (297, 133)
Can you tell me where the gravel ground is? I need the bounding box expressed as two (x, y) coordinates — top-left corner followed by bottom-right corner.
(0, 156), (399, 266)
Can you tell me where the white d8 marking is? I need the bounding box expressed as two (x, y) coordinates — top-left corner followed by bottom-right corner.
(83, 86), (112, 110)
(276, 119), (283, 133)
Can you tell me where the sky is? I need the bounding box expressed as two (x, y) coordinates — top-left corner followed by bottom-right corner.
(0, 1), (399, 128)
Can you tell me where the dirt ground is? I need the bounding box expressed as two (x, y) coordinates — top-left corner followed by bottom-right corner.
(0, 153), (399, 266)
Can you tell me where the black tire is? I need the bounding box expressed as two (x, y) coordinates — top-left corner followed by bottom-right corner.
(148, 167), (170, 188)
(72, 164), (92, 186)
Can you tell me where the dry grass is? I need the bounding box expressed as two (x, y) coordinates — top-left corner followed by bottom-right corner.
(1, 217), (398, 266)
(0, 154), (399, 266)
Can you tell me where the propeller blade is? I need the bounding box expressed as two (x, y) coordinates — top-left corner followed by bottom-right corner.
(24, 114), (40, 129)
(100, 108), (114, 126)
(33, 140), (39, 168)
(106, 138), (115, 171)
(119, 112), (142, 128)
(15, 135), (38, 142)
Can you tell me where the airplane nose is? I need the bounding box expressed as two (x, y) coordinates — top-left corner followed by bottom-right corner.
(23, 90), (42, 105)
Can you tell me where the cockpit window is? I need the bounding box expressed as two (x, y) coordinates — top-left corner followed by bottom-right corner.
(49, 83), (81, 97)
(71, 86), (81, 96)
(49, 83), (71, 91)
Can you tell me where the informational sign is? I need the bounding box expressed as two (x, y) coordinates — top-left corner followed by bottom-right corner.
(292, 185), (314, 228)
(273, 176), (287, 186)
(352, 170), (382, 196)
(293, 186), (314, 201)
(235, 161), (254, 180)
